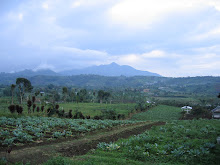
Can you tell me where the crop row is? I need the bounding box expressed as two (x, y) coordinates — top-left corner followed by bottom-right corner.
(0, 116), (139, 147)
(97, 119), (220, 165)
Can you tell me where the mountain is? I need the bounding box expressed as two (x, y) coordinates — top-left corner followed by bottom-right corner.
(11, 69), (59, 77)
(60, 62), (161, 77)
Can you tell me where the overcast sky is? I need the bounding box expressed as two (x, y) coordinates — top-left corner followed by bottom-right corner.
(0, 0), (220, 77)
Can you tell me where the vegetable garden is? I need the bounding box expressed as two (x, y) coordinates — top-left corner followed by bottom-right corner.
(0, 117), (140, 147)
(68, 119), (220, 165)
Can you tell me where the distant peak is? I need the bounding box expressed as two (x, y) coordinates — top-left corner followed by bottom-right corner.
(109, 62), (119, 66)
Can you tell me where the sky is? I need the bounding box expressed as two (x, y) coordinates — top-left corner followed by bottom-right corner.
(0, 0), (220, 77)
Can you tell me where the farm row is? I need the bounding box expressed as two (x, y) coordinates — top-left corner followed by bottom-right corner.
(0, 116), (141, 147)
(46, 119), (220, 165)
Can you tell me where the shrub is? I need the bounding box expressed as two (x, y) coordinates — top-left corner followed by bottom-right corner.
(101, 109), (117, 120)
(41, 105), (45, 112)
(32, 104), (36, 112)
(68, 110), (73, 118)
(36, 106), (40, 112)
(8, 105), (16, 113)
(73, 111), (85, 119)
(57, 110), (65, 117)
(27, 100), (32, 113)
(32, 96), (36, 103)
(93, 115), (102, 120)
(55, 104), (59, 110)
(17, 105), (23, 114)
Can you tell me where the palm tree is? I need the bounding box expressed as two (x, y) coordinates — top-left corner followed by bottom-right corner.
(11, 84), (16, 104)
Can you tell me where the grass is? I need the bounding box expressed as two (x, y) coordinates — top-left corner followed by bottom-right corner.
(44, 154), (148, 165)
(0, 101), (136, 118)
(59, 102), (135, 117)
(131, 105), (182, 121)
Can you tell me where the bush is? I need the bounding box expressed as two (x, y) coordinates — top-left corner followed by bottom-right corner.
(191, 106), (212, 119)
(73, 111), (85, 119)
(32, 104), (36, 112)
(57, 110), (65, 117)
(68, 110), (73, 118)
(93, 115), (102, 120)
(36, 106), (40, 112)
(27, 100), (32, 113)
(118, 114), (125, 120)
(101, 109), (117, 120)
(16, 105), (23, 114)
(55, 104), (59, 110)
(41, 106), (45, 112)
(8, 105), (16, 113)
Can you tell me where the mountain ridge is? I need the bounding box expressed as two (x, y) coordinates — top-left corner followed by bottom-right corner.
(1, 63), (161, 77)
(59, 62), (161, 77)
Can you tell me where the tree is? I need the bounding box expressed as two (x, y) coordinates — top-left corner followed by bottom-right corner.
(91, 91), (96, 103)
(27, 100), (32, 113)
(218, 93), (220, 98)
(69, 89), (76, 102)
(16, 78), (33, 104)
(104, 92), (111, 104)
(98, 90), (105, 104)
(79, 89), (87, 102)
(11, 84), (16, 104)
(62, 87), (68, 102)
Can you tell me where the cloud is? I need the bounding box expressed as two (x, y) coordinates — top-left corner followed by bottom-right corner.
(7, 12), (24, 22)
(114, 49), (220, 77)
(108, 0), (220, 29)
(34, 46), (112, 71)
(42, 2), (49, 10)
(192, 26), (220, 41)
(0, 0), (220, 77)
(33, 62), (55, 71)
(142, 50), (167, 58)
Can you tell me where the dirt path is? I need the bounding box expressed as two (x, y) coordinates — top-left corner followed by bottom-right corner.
(0, 121), (165, 164)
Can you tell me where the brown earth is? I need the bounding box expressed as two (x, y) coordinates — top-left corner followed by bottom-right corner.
(0, 121), (165, 165)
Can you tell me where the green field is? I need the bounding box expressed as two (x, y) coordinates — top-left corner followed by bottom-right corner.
(0, 101), (136, 118)
(131, 105), (182, 121)
(44, 119), (220, 165)
(59, 102), (135, 117)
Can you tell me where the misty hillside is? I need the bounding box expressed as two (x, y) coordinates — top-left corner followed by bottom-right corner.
(59, 62), (161, 77)
(8, 69), (59, 77)
(0, 73), (219, 95)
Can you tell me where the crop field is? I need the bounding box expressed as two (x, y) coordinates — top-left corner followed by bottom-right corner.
(55, 119), (220, 165)
(59, 102), (136, 117)
(131, 105), (182, 121)
(0, 116), (140, 147)
(0, 102), (136, 118)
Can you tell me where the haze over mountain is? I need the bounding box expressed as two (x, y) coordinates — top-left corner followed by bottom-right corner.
(1, 63), (161, 77)
(60, 62), (161, 77)
(4, 69), (59, 77)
